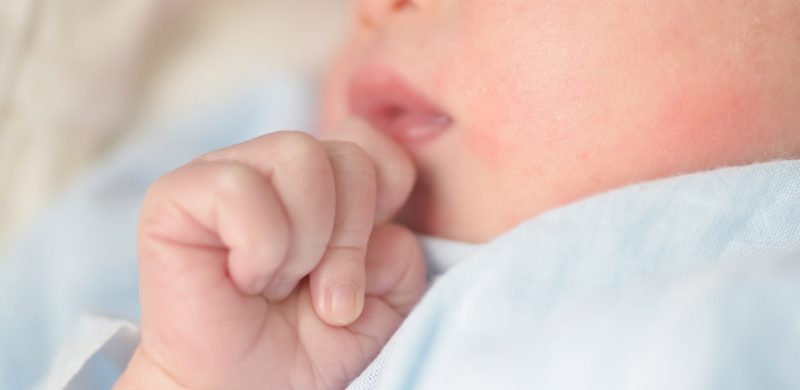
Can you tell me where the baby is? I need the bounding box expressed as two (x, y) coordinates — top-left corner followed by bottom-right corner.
(116, 0), (800, 389)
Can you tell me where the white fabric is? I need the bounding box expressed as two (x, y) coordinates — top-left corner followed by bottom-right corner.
(418, 235), (482, 279)
(39, 317), (139, 390)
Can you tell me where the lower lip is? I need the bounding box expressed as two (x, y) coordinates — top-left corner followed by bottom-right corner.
(349, 66), (452, 144)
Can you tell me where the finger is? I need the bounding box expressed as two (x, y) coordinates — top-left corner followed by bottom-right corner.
(139, 161), (291, 297)
(309, 141), (377, 326)
(362, 224), (426, 315)
(322, 119), (417, 223)
(200, 131), (336, 300)
(347, 224), (427, 355)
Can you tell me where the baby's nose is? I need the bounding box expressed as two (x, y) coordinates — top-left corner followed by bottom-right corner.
(356, 0), (415, 29)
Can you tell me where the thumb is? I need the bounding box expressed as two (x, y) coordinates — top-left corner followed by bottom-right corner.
(322, 119), (417, 223)
(345, 224), (427, 354)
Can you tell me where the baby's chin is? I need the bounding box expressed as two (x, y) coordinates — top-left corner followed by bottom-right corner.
(395, 186), (509, 244)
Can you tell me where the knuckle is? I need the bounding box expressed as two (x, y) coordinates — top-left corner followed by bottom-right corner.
(141, 166), (187, 205)
(328, 245), (367, 262)
(209, 162), (259, 198)
(327, 141), (372, 164)
(195, 145), (237, 163)
(332, 214), (373, 244)
(326, 141), (377, 181)
(325, 140), (369, 159)
(273, 131), (326, 160)
(271, 132), (333, 175)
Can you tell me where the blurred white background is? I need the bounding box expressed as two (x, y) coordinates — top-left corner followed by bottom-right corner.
(0, 0), (351, 249)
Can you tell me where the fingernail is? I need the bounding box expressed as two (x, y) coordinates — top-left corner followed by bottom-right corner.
(330, 284), (360, 325)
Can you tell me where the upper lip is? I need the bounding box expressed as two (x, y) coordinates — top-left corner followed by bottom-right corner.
(348, 64), (452, 143)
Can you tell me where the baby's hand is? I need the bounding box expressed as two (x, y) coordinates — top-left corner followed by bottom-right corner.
(116, 126), (426, 389)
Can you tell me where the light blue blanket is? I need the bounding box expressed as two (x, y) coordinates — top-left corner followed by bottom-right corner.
(2, 77), (799, 389)
(352, 159), (800, 389)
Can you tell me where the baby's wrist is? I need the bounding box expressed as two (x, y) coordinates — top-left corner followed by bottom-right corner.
(114, 346), (187, 390)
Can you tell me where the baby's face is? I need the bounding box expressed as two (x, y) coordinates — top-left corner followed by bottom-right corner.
(321, 0), (800, 242)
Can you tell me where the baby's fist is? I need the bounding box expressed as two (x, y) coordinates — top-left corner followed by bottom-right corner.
(117, 128), (425, 389)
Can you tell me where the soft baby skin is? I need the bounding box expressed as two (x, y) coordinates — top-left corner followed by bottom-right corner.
(323, 0), (800, 242)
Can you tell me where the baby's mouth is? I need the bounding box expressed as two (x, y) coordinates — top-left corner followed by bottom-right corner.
(348, 65), (452, 144)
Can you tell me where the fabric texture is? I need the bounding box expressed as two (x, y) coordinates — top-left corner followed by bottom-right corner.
(351, 159), (800, 390)
(39, 317), (139, 390)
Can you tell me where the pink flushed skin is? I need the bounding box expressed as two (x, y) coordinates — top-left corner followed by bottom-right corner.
(349, 65), (453, 144)
(319, 0), (800, 243)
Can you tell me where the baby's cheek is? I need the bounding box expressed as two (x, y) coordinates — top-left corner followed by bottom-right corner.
(646, 77), (765, 172)
(459, 110), (537, 174)
(461, 130), (504, 168)
(452, 2), (574, 172)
